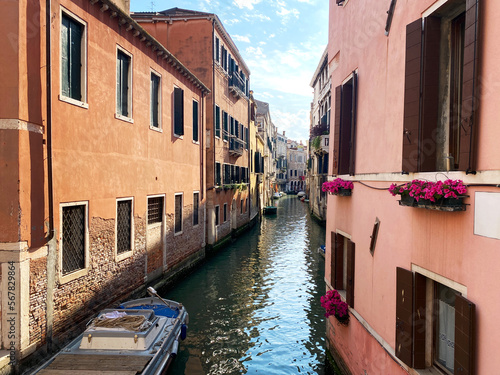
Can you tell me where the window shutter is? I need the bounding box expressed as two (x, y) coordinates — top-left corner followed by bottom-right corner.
(339, 82), (353, 175)
(395, 267), (413, 367)
(151, 74), (159, 127)
(420, 16), (441, 172)
(121, 54), (129, 117)
(69, 20), (82, 101)
(174, 87), (184, 135)
(459, 0), (479, 173)
(349, 71), (358, 176)
(346, 240), (355, 307)
(402, 19), (422, 173)
(413, 272), (426, 369)
(332, 85), (342, 176)
(193, 100), (199, 142)
(455, 294), (475, 375)
(334, 233), (344, 289)
(61, 18), (70, 98)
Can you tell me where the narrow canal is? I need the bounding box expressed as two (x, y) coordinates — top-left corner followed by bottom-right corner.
(160, 196), (327, 374)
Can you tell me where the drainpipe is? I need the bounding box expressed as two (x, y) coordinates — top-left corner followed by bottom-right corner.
(45, 0), (57, 354)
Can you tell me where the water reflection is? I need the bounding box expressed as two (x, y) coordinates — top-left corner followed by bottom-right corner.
(161, 196), (326, 374)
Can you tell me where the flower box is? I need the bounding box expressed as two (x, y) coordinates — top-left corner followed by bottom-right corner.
(321, 289), (349, 326)
(322, 178), (354, 196)
(390, 179), (467, 211)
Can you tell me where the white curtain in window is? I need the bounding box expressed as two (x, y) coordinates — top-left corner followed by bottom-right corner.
(438, 300), (455, 372)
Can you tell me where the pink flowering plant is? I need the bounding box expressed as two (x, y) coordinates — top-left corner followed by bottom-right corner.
(322, 178), (354, 195)
(320, 289), (349, 319)
(389, 179), (467, 202)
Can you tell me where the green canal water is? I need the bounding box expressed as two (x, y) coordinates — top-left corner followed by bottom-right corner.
(160, 196), (328, 374)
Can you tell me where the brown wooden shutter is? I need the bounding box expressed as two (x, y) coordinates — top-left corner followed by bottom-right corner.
(349, 71), (358, 176)
(455, 294), (475, 375)
(330, 231), (336, 287)
(339, 83), (353, 175)
(413, 272), (426, 369)
(402, 19), (422, 173)
(459, 0), (480, 173)
(332, 85), (342, 176)
(395, 267), (413, 367)
(420, 16), (441, 172)
(346, 240), (355, 308)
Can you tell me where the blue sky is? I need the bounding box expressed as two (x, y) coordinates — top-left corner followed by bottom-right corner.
(130, 0), (329, 143)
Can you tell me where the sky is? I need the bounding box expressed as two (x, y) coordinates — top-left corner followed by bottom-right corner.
(130, 0), (329, 144)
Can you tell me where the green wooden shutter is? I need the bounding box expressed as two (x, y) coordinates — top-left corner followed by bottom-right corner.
(151, 74), (160, 127)
(215, 106), (221, 138)
(455, 294), (475, 375)
(174, 87), (184, 135)
(61, 17), (70, 98)
(69, 20), (82, 101)
(193, 100), (199, 142)
(459, 0), (480, 173)
(402, 19), (422, 173)
(339, 82), (352, 175)
(395, 267), (413, 367)
(223, 112), (228, 141)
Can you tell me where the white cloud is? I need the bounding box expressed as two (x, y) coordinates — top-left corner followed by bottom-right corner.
(245, 46), (266, 59)
(272, 108), (310, 143)
(233, 0), (262, 10)
(276, 7), (300, 23)
(224, 18), (241, 26)
(233, 35), (251, 43)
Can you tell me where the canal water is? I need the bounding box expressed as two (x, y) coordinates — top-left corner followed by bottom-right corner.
(160, 196), (327, 374)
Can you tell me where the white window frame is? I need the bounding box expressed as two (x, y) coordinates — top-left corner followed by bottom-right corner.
(115, 45), (134, 123)
(59, 201), (90, 284)
(174, 193), (183, 235)
(150, 69), (162, 132)
(59, 7), (88, 109)
(115, 197), (134, 262)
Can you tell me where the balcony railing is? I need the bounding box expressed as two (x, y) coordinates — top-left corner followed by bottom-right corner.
(229, 73), (246, 98)
(229, 136), (244, 156)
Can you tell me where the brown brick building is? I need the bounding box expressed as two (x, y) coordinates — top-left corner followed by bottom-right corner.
(0, 0), (208, 365)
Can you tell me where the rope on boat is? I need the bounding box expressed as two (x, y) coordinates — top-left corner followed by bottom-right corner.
(92, 315), (150, 331)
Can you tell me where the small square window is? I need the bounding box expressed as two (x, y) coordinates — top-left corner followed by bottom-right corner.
(148, 196), (164, 225)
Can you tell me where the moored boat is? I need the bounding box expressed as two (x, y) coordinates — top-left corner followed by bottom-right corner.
(32, 288), (188, 375)
(263, 206), (277, 215)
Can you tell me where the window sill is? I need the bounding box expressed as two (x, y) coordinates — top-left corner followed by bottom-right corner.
(150, 125), (162, 133)
(174, 134), (184, 139)
(59, 95), (89, 109)
(174, 230), (183, 236)
(193, 140), (200, 145)
(115, 113), (134, 124)
(59, 268), (88, 284)
(148, 222), (162, 230)
(115, 249), (133, 262)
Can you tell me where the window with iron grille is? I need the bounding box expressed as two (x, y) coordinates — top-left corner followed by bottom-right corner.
(193, 192), (199, 226)
(148, 196), (164, 225)
(62, 204), (86, 275)
(175, 194), (183, 233)
(116, 200), (132, 254)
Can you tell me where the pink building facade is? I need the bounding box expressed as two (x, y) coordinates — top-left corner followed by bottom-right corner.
(325, 0), (500, 374)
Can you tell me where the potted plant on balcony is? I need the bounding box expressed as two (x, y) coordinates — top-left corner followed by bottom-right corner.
(321, 289), (349, 326)
(322, 178), (353, 196)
